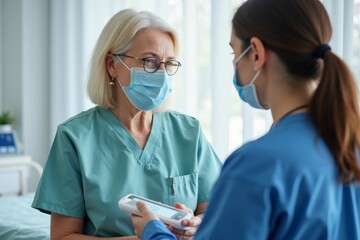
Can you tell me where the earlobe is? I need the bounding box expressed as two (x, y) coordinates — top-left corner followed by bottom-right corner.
(250, 37), (266, 70)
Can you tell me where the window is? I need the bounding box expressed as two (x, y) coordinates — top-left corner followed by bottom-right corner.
(353, 0), (360, 85)
(53, 0), (359, 160)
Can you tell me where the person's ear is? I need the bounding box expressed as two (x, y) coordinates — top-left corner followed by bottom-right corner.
(250, 37), (266, 71)
(106, 53), (116, 77)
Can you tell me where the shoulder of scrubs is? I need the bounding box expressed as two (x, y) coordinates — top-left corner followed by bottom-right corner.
(160, 110), (201, 129)
(142, 220), (176, 240)
(31, 107), (103, 218)
(196, 113), (360, 240)
(159, 110), (222, 202)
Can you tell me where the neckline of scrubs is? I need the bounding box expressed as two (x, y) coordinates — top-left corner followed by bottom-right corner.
(271, 112), (309, 130)
(100, 107), (162, 164)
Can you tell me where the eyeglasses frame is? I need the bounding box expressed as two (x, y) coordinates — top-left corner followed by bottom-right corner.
(114, 54), (181, 76)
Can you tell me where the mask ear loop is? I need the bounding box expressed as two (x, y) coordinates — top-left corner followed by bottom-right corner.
(234, 45), (252, 65)
(110, 55), (130, 87)
(114, 55), (132, 89)
(115, 55), (131, 70)
(110, 75), (127, 90)
(249, 70), (261, 85)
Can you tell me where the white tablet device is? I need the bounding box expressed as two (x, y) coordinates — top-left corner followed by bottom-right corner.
(118, 194), (192, 230)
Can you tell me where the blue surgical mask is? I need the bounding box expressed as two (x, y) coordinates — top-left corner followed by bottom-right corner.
(116, 57), (172, 111)
(232, 46), (267, 110)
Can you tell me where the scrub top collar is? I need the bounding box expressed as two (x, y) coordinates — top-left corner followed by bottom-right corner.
(99, 107), (162, 165)
(270, 112), (310, 131)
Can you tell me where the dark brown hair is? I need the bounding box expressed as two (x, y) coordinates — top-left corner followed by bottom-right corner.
(233, 0), (360, 182)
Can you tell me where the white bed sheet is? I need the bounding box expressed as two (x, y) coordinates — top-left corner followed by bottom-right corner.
(0, 192), (50, 240)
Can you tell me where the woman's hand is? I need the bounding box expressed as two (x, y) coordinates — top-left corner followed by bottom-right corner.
(167, 203), (202, 240)
(131, 201), (159, 239)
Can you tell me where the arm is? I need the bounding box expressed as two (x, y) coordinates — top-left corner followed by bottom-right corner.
(51, 213), (139, 240)
(131, 202), (176, 240)
(194, 201), (207, 216)
(131, 201), (205, 240)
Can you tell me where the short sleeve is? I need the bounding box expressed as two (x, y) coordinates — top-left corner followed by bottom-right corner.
(32, 125), (85, 218)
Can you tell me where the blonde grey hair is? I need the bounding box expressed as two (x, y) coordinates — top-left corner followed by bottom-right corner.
(87, 9), (179, 108)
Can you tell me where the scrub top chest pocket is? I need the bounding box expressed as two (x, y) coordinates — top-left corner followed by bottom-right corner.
(167, 172), (198, 211)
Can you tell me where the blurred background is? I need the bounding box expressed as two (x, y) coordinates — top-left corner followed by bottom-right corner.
(0, 0), (359, 192)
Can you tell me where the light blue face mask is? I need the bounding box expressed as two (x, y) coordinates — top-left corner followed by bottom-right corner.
(232, 46), (268, 110)
(116, 56), (172, 111)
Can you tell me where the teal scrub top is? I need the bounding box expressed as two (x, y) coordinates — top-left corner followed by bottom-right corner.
(32, 106), (221, 237)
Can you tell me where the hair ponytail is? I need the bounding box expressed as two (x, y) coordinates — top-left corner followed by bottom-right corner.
(309, 51), (360, 182)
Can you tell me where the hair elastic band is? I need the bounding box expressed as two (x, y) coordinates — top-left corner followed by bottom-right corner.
(313, 44), (331, 59)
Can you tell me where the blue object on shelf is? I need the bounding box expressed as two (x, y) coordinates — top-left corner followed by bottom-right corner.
(0, 132), (19, 155)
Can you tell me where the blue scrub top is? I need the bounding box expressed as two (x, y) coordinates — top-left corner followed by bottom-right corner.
(141, 112), (360, 240)
(196, 113), (360, 239)
(32, 106), (221, 237)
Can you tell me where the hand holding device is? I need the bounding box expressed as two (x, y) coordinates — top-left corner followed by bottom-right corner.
(119, 194), (192, 230)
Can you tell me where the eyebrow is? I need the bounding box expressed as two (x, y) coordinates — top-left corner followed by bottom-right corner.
(138, 51), (157, 58)
(140, 51), (176, 60)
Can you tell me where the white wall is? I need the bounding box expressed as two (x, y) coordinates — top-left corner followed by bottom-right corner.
(2, 0), (22, 129)
(1, 0), (50, 192)
(22, 0), (50, 191)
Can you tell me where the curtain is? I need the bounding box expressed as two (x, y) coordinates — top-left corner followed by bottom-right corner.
(48, 0), (357, 160)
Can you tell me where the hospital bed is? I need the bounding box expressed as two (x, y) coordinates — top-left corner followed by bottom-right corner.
(0, 192), (50, 239)
(0, 158), (50, 239)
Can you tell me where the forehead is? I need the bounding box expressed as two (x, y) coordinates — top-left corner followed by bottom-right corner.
(230, 28), (241, 49)
(129, 28), (175, 57)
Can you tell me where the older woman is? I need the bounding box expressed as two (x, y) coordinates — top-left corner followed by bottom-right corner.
(32, 9), (221, 239)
